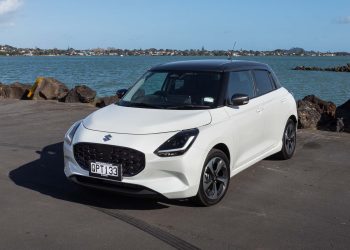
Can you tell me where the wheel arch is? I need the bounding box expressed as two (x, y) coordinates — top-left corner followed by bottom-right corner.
(289, 114), (298, 126)
(212, 143), (230, 164)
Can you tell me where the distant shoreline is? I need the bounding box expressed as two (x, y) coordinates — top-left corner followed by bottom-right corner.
(1, 55), (350, 58)
(1, 44), (349, 57)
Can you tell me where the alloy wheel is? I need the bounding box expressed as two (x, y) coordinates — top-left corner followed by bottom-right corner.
(202, 157), (229, 200)
(284, 122), (296, 155)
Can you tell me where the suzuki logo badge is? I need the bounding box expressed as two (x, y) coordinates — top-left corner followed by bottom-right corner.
(103, 134), (112, 142)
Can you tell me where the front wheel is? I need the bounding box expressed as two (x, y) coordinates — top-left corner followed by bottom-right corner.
(276, 119), (297, 160)
(194, 149), (230, 206)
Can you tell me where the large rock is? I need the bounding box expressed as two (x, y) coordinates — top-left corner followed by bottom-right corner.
(9, 82), (32, 99)
(95, 95), (119, 108)
(33, 77), (69, 101)
(303, 95), (336, 122)
(64, 89), (79, 103)
(297, 95), (336, 130)
(0, 83), (31, 99)
(336, 99), (350, 132)
(65, 85), (96, 103)
(0, 84), (10, 99)
(293, 64), (350, 72)
(297, 100), (322, 129)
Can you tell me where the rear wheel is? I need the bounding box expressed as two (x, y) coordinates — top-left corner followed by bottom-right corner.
(276, 119), (296, 160)
(194, 149), (230, 206)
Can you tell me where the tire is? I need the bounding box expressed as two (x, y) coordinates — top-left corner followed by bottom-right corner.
(194, 149), (230, 206)
(276, 118), (297, 160)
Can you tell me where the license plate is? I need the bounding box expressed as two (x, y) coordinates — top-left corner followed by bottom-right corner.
(89, 162), (122, 181)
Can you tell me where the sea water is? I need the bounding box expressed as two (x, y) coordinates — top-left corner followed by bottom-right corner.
(1, 56), (349, 105)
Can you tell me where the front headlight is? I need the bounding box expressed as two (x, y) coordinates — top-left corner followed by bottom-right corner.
(64, 121), (82, 145)
(154, 128), (199, 157)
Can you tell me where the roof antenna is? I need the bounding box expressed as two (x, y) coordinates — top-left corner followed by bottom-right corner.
(228, 41), (237, 61)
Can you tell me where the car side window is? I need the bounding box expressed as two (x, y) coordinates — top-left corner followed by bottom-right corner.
(227, 71), (255, 102)
(253, 70), (274, 96)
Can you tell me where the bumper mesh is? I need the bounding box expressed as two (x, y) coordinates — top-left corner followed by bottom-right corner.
(73, 142), (145, 176)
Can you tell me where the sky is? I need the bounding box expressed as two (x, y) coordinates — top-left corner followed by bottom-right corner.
(0, 0), (350, 51)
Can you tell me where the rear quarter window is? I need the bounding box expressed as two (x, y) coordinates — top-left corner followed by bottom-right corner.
(253, 70), (275, 96)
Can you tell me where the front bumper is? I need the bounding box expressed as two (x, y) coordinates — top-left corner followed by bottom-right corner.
(69, 175), (163, 198)
(64, 125), (207, 199)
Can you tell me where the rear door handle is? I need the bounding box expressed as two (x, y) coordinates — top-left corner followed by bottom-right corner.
(281, 98), (287, 103)
(256, 107), (264, 113)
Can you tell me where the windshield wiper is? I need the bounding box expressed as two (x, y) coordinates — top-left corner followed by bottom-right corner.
(129, 102), (165, 109)
(166, 105), (212, 110)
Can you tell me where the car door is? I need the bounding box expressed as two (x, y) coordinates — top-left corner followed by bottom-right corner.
(252, 69), (282, 150)
(223, 70), (265, 168)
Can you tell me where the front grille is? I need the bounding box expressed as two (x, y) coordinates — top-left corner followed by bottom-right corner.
(73, 142), (145, 176)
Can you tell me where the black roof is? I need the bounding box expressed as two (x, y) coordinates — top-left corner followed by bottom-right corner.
(150, 59), (270, 72)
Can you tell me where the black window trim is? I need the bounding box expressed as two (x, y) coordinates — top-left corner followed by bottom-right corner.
(269, 71), (282, 89)
(268, 72), (278, 90)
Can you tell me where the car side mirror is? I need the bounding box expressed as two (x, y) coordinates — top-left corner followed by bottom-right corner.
(231, 94), (249, 106)
(116, 89), (128, 99)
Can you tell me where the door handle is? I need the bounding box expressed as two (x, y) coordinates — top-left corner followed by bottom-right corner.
(256, 107), (264, 113)
(281, 98), (287, 103)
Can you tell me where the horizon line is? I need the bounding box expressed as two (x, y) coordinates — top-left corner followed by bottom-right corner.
(1, 44), (349, 54)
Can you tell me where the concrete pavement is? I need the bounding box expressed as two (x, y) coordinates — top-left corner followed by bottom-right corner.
(0, 99), (349, 249)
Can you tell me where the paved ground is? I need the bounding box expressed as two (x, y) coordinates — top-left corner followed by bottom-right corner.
(0, 99), (349, 250)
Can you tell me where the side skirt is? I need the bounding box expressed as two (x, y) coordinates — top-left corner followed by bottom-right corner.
(230, 141), (282, 178)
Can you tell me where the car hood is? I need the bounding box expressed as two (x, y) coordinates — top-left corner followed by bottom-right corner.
(83, 104), (212, 134)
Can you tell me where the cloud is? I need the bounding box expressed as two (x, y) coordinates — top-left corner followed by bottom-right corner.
(0, 0), (22, 26)
(336, 16), (350, 24)
(0, 0), (22, 16)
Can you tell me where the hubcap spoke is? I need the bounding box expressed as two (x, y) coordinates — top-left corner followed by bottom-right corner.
(207, 159), (216, 176)
(203, 179), (212, 191)
(216, 176), (227, 186)
(212, 183), (218, 199)
(215, 160), (224, 175)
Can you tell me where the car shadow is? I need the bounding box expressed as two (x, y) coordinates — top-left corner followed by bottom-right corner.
(9, 142), (195, 210)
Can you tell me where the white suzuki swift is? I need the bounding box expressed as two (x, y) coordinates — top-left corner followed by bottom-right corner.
(64, 60), (297, 206)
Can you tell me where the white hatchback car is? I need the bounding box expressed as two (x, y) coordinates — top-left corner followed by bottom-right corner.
(64, 60), (297, 206)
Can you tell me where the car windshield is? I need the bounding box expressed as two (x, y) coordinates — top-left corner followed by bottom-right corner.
(119, 71), (224, 109)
